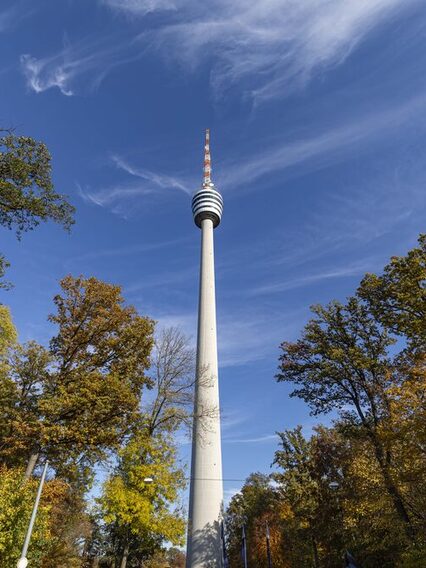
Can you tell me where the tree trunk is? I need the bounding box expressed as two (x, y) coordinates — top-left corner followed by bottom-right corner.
(381, 462), (414, 538)
(369, 431), (415, 540)
(311, 534), (320, 568)
(24, 451), (39, 480)
(120, 542), (129, 568)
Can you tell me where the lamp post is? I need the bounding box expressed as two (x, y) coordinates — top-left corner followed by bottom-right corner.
(17, 461), (49, 568)
(266, 522), (272, 568)
(241, 523), (248, 568)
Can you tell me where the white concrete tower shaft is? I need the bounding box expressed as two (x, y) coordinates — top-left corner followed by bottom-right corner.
(187, 130), (224, 568)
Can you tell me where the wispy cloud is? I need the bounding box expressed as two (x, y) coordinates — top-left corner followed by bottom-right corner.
(152, 0), (419, 102)
(101, 0), (177, 17)
(20, 33), (143, 95)
(0, 3), (35, 34)
(223, 434), (278, 444)
(21, 0), (419, 100)
(221, 410), (248, 433)
(216, 306), (304, 367)
(79, 92), (426, 217)
(77, 154), (191, 214)
(221, 93), (426, 190)
(21, 53), (74, 96)
(146, 305), (301, 368)
(250, 259), (377, 297)
(111, 155), (191, 195)
(63, 237), (189, 269)
(125, 265), (198, 296)
(0, 6), (14, 32)
(77, 182), (156, 215)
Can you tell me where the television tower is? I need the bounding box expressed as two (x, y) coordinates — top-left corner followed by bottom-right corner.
(186, 129), (224, 567)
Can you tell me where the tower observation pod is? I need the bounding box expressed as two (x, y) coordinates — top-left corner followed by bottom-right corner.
(186, 130), (224, 568)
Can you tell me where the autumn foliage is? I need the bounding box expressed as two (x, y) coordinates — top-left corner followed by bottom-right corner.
(225, 235), (426, 568)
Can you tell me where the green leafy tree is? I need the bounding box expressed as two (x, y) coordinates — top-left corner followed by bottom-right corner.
(273, 428), (324, 568)
(0, 465), (52, 566)
(0, 341), (51, 470)
(226, 425), (412, 568)
(0, 130), (75, 286)
(0, 466), (89, 568)
(225, 238), (425, 567)
(99, 433), (186, 568)
(277, 297), (414, 539)
(359, 234), (426, 351)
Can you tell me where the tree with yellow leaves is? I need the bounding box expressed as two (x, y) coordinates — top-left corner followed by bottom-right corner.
(0, 304), (17, 353)
(0, 275), (155, 483)
(99, 433), (186, 568)
(0, 464), (64, 566)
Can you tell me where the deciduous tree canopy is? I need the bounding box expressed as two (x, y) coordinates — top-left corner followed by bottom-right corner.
(99, 433), (186, 568)
(225, 235), (426, 568)
(0, 275), (155, 481)
(0, 130), (75, 286)
(0, 131), (74, 235)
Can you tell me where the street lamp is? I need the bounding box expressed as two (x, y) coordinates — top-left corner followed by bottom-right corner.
(266, 522), (273, 568)
(241, 523), (248, 568)
(17, 461), (49, 568)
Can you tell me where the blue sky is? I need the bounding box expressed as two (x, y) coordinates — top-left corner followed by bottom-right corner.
(1, 0), (426, 505)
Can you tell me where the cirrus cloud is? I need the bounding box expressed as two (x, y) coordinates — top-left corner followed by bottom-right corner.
(20, 0), (420, 100)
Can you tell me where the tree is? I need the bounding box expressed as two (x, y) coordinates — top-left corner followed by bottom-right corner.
(141, 547), (186, 567)
(277, 237), (426, 549)
(145, 326), (196, 436)
(0, 275), (155, 481)
(273, 428), (324, 568)
(0, 463), (89, 568)
(89, 327), (195, 567)
(99, 433), (186, 568)
(0, 129), (75, 286)
(277, 297), (415, 539)
(0, 306), (19, 462)
(41, 481), (91, 568)
(0, 305), (17, 352)
(379, 360), (426, 539)
(0, 341), (51, 470)
(226, 425), (411, 568)
(226, 473), (288, 568)
(272, 425), (409, 568)
(0, 464), (52, 566)
(359, 234), (426, 351)
(166, 546), (186, 567)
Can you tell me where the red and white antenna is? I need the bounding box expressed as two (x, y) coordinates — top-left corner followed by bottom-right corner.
(192, 128), (223, 228)
(203, 128), (212, 187)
